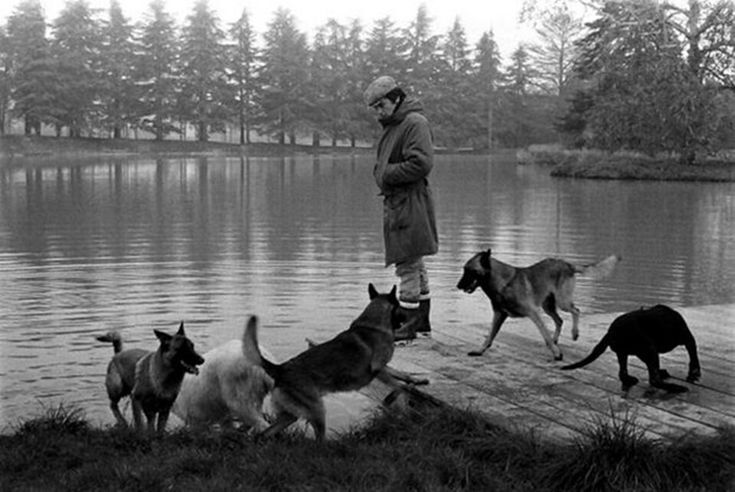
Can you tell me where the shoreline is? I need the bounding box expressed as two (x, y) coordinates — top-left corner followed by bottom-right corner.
(0, 134), (373, 162)
(518, 147), (735, 182)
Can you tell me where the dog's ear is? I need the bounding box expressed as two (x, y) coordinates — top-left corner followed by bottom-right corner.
(480, 249), (492, 271)
(368, 283), (378, 299)
(176, 321), (185, 336)
(154, 329), (172, 343)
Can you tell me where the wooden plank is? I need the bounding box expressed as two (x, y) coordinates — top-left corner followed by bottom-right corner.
(391, 340), (678, 439)
(436, 324), (735, 429)
(379, 303), (735, 442)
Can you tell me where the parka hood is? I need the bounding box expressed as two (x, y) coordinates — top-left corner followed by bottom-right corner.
(379, 97), (424, 128)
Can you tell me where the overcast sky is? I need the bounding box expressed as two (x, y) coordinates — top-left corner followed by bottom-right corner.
(0, 0), (544, 57)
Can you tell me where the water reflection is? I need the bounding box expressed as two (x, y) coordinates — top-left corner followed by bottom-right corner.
(0, 154), (733, 431)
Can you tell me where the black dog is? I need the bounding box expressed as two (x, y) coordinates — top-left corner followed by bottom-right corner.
(562, 305), (701, 393)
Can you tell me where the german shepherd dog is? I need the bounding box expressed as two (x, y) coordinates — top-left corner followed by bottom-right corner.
(457, 248), (619, 360)
(97, 322), (204, 435)
(562, 305), (701, 393)
(243, 284), (428, 441)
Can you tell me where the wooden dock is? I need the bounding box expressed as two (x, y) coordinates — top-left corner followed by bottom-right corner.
(376, 303), (735, 442)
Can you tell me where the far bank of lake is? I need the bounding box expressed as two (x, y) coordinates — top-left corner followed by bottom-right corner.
(518, 146), (735, 182)
(4, 135), (735, 181)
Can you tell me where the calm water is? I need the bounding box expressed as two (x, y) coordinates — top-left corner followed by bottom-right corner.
(1, 153), (734, 433)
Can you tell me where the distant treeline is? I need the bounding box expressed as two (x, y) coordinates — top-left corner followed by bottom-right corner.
(0, 0), (734, 158)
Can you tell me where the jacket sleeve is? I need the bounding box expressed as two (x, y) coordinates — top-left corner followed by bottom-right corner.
(382, 115), (433, 186)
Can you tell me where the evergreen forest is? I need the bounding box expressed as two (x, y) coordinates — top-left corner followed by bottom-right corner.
(0, 0), (734, 159)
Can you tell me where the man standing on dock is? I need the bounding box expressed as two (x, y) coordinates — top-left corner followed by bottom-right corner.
(363, 75), (439, 340)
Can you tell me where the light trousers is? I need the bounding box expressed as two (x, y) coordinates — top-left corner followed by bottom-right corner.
(395, 256), (430, 308)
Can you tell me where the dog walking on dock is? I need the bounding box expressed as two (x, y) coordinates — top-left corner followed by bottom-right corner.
(457, 249), (620, 360)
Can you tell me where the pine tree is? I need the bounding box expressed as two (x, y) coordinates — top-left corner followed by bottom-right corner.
(227, 7), (258, 145)
(472, 31), (503, 149)
(179, 0), (229, 142)
(258, 7), (309, 145)
(6, 0), (51, 135)
(99, 0), (136, 138)
(136, 0), (179, 140)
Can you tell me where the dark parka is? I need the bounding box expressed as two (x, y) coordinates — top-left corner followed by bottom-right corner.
(373, 97), (438, 266)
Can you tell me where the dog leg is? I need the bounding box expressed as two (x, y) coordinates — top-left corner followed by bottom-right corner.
(309, 414), (327, 442)
(145, 409), (157, 436)
(380, 366), (429, 386)
(683, 335), (701, 383)
(542, 298), (564, 344)
(132, 397), (144, 432)
(557, 299), (581, 341)
(110, 400), (128, 427)
(616, 352), (638, 391)
(260, 412), (298, 439)
(469, 310), (507, 356)
(641, 351), (688, 393)
(528, 311), (563, 360)
(156, 408), (171, 435)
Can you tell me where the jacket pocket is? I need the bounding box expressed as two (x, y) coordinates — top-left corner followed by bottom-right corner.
(385, 193), (410, 231)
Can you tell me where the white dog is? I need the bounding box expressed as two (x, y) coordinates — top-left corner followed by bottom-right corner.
(173, 322), (275, 431)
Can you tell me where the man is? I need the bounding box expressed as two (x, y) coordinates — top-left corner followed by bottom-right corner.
(363, 75), (438, 340)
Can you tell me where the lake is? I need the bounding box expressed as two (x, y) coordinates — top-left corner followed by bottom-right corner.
(1, 153), (733, 433)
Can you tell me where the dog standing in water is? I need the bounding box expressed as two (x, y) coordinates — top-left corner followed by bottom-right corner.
(97, 322), (204, 435)
(562, 305), (701, 393)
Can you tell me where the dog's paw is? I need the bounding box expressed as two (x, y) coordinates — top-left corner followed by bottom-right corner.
(662, 383), (688, 394)
(686, 369), (701, 383)
(621, 375), (639, 391)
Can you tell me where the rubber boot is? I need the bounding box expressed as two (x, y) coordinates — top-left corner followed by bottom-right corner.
(393, 299), (431, 341)
(415, 299), (431, 335)
(393, 305), (419, 341)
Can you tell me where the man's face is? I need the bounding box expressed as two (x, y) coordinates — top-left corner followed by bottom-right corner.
(370, 97), (397, 120)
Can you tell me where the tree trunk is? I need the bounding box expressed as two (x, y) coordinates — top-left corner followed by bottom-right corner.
(487, 105), (494, 151)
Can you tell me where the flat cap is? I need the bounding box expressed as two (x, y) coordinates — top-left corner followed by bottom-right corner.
(364, 75), (398, 106)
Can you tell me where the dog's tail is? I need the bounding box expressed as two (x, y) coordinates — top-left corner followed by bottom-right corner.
(241, 316), (281, 381)
(96, 331), (123, 354)
(575, 255), (620, 279)
(561, 333), (611, 371)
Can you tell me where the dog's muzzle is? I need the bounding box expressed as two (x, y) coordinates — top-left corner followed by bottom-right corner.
(181, 359), (203, 375)
(457, 275), (479, 294)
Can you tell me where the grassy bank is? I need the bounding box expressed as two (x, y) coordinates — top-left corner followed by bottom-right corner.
(0, 134), (370, 161)
(517, 146), (735, 182)
(2, 403), (733, 491)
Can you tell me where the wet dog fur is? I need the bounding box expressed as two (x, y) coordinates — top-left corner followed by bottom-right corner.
(173, 325), (275, 432)
(97, 323), (204, 435)
(457, 248), (619, 360)
(243, 284), (429, 441)
(562, 304), (701, 393)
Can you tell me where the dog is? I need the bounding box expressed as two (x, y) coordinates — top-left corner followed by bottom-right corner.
(243, 284), (429, 441)
(562, 304), (701, 393)
(173, 324), (275, 432)
(457, 248), (619, 360)
(97, 322), (204, 435)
